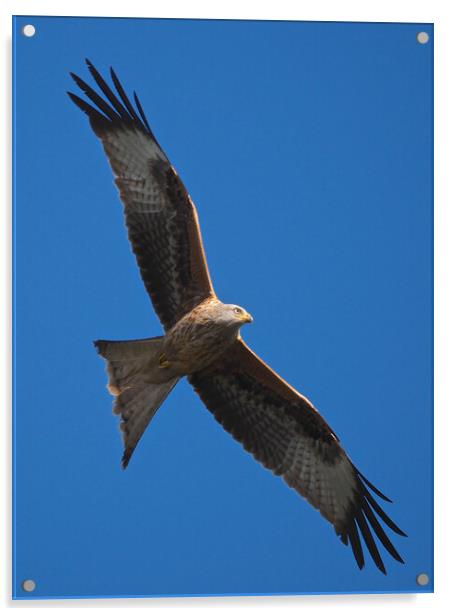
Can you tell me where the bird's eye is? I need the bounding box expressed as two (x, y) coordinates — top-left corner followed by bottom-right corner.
(233, 307), (242, 315)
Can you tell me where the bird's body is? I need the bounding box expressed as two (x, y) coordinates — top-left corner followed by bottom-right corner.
(160, 298), (252, 378)
(69, 60), (406, 574)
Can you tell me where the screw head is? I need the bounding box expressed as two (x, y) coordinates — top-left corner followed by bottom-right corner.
(22, 579), (36, 592)
(22, 24), (36, 37)
(416, 573), (429, 586)
(416, 32), (429, 44)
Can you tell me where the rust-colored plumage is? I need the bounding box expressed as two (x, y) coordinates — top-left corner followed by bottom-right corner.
(69, 60), (406, 574)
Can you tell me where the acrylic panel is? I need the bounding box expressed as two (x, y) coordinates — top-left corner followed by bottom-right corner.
(13, 16), (433, 599)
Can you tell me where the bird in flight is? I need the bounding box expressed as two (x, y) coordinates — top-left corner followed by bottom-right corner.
(68, 60), (406, 574)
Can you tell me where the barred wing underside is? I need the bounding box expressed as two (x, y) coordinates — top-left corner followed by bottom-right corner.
(189, 339), (406, 573)
(68, 60), (214, 331)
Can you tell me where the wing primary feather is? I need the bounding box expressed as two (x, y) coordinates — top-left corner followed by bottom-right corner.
(70, 72), (121, 122)
(67, 91), (110, 124)
(361, 498), (405, 563)
(85, 58), (131, 121)
(353, 465), (392, 502)
(360, 482), (407, 536)
(134, 91), (153, 135)
(110, 68), (141, 120)
(347, 519), (365, 570)
(355, 509), (386, 574)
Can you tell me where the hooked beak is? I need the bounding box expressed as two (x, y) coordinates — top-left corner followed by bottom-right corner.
(243, 312), (253, 324)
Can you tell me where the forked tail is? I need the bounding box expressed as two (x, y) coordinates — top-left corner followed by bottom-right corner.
(94, 337), (179, 468)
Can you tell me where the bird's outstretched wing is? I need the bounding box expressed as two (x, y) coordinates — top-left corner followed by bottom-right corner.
(189, 339), (406, 573)
(68, 60), (215, 331)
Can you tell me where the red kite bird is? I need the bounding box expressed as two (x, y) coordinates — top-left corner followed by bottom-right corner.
(69, 60), (406, 574)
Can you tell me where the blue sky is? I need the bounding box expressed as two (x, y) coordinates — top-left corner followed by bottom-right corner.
(13, 16), (433, 598)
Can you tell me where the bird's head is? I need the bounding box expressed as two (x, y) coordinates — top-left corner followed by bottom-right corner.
(224, 304), (253, 326)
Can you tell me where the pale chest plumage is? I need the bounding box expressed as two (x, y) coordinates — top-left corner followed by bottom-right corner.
(162, 299), (239, 374)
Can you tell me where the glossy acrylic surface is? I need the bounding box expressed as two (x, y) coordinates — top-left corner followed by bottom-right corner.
(13, 16), (433, 599)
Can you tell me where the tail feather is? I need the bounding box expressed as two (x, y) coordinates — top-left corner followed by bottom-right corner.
(116, 378), (179, 468)
(94, 337), (179, 467)
(95, 337), (160, 394)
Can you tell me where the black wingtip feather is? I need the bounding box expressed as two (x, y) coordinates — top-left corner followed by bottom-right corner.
(70, 71), (122, 122)
(109, 66), (142, 124)
(70, 61), (154, 137)
(355, 509), (387, 574)
(360, 481), (407, 537)
(86, 60), (137, 124)
(134, 90), (153, 135)
(348, 519), (365, 570)
(361, 498), (405, 564)
(353, 465), (392, 503)
(338, 467), (406, 573)
(67, 91), (110, 125)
